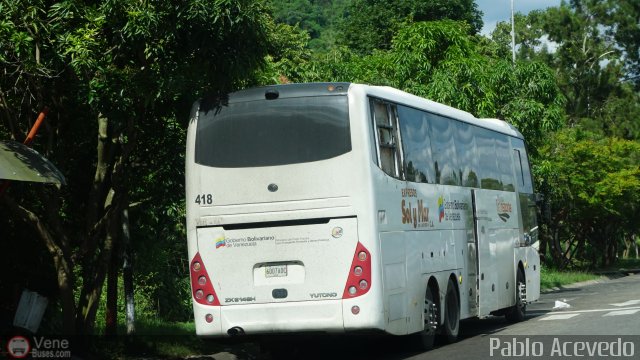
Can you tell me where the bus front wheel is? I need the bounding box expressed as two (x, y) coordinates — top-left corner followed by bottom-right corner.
(506, 268), (526, 322)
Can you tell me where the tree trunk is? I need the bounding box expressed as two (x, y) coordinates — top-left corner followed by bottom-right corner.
(536, 203), (548, 263)
(77, 189), (121, 335)
(76, 111), (126, 335)
(76, 105), (136, 335)
(122, 208), (136, 335)
(105, 236), (119, 336)
(551, 226), (562, 267)
(86, 113), (112, 235)
(623, 236), (631, 258)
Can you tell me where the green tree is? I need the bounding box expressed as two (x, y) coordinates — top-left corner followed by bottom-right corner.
(0, 0), (279, 335)
(269, 0), (349, 51)
(338, 0), (483, 54)
(489, 1), (640, 268)
(595, 0), (640, 89)
(491, 1), (636, 134)
(490, 11), (548, 62)
(535, 128), (640, 268)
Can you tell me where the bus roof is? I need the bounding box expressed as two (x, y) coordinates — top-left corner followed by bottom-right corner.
(211, 82), (524, 139)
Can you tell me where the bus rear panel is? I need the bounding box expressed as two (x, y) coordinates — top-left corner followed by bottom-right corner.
(186, 83), (382, 336)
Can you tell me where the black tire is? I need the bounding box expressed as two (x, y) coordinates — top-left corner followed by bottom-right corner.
(412, 285), (437, 350)
(506, 268), (526, 322)
(441, 278), (460, 344)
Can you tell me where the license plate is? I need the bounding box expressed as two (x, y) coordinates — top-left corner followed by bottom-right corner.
(265, 264), (288, 278)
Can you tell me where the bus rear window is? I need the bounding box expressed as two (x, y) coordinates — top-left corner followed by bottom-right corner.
(195, 95), (351, 168)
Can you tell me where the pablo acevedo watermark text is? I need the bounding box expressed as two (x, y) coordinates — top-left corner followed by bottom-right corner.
(489, 336), (639, 359)
(6, 335), (72, 359)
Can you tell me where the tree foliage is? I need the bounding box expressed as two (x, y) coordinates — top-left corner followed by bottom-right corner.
(536, 129), (640, 267)
(338, 0), (483, 54)
(0, 0), (283, 335)
(491, 1), (639, 136)
(269, 0), (350, 51)
(489, 0), (640, 267)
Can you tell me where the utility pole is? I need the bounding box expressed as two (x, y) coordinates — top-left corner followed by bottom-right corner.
(511, 0), (516, 64)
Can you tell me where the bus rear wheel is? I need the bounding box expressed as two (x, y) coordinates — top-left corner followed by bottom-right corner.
(440, 278), (460, 344)
(506, 268), (526, 322)
(413, 285), (437, 350)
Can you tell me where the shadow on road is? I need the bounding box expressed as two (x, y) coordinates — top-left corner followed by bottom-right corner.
(195, 314), (549, 360)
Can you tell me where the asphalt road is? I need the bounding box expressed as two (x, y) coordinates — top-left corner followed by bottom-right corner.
(405, 272), (640, 360)
(197, 273), (640, 360)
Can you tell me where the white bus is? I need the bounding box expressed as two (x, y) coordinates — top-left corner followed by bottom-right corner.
(185, 83), (540, 348)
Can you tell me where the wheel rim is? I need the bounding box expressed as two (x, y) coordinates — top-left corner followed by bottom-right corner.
(515, 270), (526, 318)
(517, 282), (525, 313)
(424, 289), (436, 334)
(518, 271), (526, 312)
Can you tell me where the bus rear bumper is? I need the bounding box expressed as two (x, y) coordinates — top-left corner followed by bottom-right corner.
(193, 299), (383, 336)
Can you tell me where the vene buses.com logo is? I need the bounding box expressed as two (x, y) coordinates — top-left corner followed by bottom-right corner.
(7, 336), (30, 358)
(7, 335), (71, 358)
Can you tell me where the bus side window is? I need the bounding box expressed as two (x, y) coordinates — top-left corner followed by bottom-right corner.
(371, 99), (403, 179)
(474, 127), (501, 190)
(397, 105), (434, 183)
(454, 121), (478, 187)
(429, 113), (459, 186)
(511, 138), (534, 194)
(495, 134), (516, 191)
(513, 149), (525, 187)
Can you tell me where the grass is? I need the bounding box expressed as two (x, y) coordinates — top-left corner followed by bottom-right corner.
(92, 318), (231, 359)
(540, 266), (602, 290)
(133, 318), (195, 335)
(540, 257), (640, 290)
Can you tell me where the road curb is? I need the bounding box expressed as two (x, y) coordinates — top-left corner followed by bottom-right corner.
(541, 277), (608, 294)
(594, 268), (640, 276)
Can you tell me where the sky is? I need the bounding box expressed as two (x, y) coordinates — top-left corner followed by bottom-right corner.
(477, 0), (562, 35)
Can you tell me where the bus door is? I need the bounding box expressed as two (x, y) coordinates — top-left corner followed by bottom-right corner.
(466, 190), (479, 316)
(472, 189), (497, 317)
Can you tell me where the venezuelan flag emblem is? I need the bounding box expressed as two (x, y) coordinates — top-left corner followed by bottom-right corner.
(215, 237), (226, 249)
(438, 196), (445, 222)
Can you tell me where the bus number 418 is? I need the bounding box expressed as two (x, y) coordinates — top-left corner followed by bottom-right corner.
(195, 194), (213, 205)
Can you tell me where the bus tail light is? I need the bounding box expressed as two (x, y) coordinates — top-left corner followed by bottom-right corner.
(190, 252), (220, 306)
(343, 242), (372, 298)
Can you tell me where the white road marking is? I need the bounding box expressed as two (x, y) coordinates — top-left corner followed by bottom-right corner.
(539, 314), (580, 321)
(610, 300), (640, 307)
(529, 306), (640, 316)
(603, 309), (640, 317)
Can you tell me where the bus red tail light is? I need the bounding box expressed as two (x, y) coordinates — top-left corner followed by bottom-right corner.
(205, 314), (214, 323)
(343, 242), (372, 298)
(190, 252), (220, 306)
